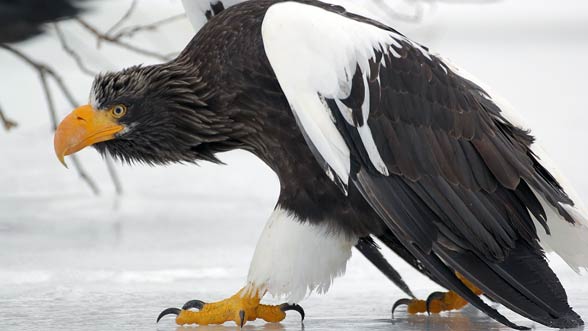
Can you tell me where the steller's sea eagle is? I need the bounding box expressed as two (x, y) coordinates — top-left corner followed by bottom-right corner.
(53, 0), (588, 329)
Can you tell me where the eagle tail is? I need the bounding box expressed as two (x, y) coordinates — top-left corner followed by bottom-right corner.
(437, 242), (583, 329)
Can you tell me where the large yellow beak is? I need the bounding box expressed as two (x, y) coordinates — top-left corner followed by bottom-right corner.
(54, 104), (124, 167)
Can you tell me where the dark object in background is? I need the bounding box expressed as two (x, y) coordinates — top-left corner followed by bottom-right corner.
(0, 0), (84, 43)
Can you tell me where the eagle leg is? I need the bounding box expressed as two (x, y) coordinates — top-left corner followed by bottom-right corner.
(392, 273), (483, 315)
(156, 287), (304, 327)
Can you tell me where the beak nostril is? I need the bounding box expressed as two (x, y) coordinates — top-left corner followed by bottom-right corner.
(76, 116), (87, 122)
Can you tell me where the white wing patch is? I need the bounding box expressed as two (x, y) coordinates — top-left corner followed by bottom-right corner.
(262, 2), (414, 188)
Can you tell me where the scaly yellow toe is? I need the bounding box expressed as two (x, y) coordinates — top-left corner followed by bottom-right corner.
(393, 272), (484, 315)
(158, 287), (304, 327)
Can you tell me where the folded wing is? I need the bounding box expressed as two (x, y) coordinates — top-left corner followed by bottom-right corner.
(262, 1), (586, 328)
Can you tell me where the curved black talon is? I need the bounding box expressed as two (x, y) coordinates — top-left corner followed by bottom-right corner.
(426, 291), (446, 315)
(239, 310), (246, 328)
(391, 298), (412, 317)
(280, 303), (305, 321)
(182, 299), (206, 310)
(156, 307), (181, 323)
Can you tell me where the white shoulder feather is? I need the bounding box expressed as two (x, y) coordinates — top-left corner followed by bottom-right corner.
(261, 2), (415, 189)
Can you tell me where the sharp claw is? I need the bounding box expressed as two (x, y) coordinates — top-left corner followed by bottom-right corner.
(280, 303), (306, 321)
(426, 291), (446, 315)
(239, 310), (246, 328)
(182, 299), (206, 310)
(156, 307), (181, 323)
(391, 298), (412, 317)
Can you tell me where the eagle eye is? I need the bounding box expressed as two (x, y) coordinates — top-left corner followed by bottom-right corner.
(111, 104), (127, 118)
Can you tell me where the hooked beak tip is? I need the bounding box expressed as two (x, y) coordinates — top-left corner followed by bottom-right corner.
(57, 153), (69, 169)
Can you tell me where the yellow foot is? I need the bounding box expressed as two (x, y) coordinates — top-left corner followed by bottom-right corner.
(156, 288), (304, 327)
(392, 273), (483, 315)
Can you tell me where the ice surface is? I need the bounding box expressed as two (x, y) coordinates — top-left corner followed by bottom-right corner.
(1, 0), (588, 330)
(1, 196), (587, 331)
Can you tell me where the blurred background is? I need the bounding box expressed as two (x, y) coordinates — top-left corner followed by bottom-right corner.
(1, 0), (587, 330)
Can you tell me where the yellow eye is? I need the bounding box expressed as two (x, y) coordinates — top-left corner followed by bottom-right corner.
(111, 104), (127, 118)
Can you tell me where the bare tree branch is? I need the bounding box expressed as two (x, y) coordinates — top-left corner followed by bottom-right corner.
(72, 0), (183, 62)
(104, 153), (123, 195)
(75, 18), (172, 61)
(54, 23), (97, 76)
(104, 0), (138, 38)
(0, 104), (17, 131)
(0, 43), (101, 195)
(43, 66), (78, 107)
(37, 70), (58, 129)
(112, 13), (186, 40)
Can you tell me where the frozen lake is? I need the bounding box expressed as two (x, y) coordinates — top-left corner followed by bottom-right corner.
(1, 0), (588, 330)
(1, 192), (588, 331)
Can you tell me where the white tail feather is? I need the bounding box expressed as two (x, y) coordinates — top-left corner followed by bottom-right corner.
(526, 143), (588, 272)
(531, 187), (588, 272)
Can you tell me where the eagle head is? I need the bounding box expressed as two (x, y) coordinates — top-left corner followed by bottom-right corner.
(54, 62), (234, 167)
